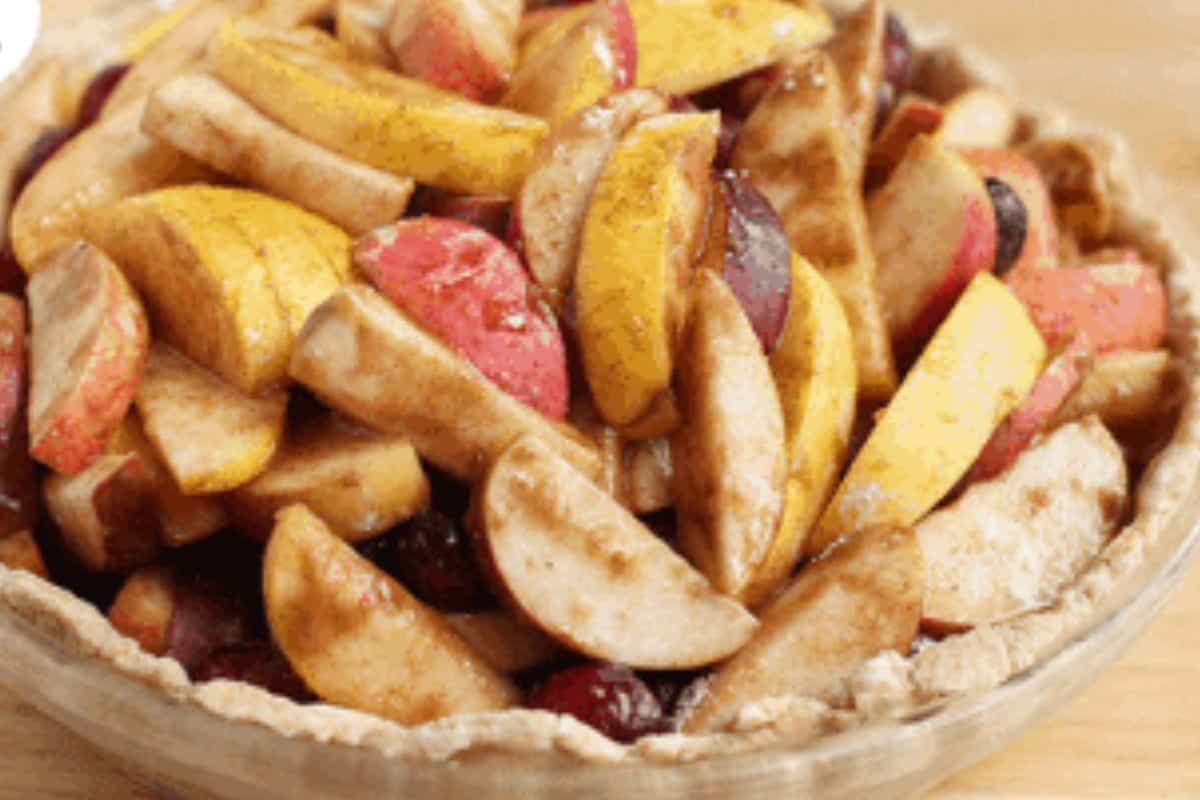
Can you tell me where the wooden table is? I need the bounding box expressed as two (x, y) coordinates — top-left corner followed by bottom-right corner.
(2, 1), (1199, 798)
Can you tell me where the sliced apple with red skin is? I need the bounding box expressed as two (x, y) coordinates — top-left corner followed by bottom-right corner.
(966, 334), (1092, 485)
(0, 531), (48, 579)
(869, 135), (998, 352)
(355, 217), (569, 420)
(962, 148), (1059, 275)
(938, 88), (1017, 149)
(108, 564), (176, 655)
(823, 0), (886, 173)
(444, 609), (566, 674)
(1020, 135), (1116, 246)
(672, 270), (787, 598)
(920, 417), (1126, 633)
(514, 88), (669, 312)
(27, 242), (149, 476)
(43, 452), (161, 573)
(290, 285), (601, 484)
(479, 435), (758, 669)
(683, 525), (923, 733)
(865, 94), (944, 187)
(1052, 349), (1174, 429)
(266, 504), (519, 724)
(1008, 261), (1167, 354)
(0, 297), (27, 448)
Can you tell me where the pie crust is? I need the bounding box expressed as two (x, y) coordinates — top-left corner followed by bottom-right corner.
(1, 3), (1198, 767)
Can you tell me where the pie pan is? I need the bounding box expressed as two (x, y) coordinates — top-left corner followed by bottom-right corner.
(2, 1), (1200, 798)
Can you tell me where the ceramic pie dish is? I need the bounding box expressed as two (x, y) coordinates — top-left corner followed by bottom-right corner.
(0, 1), (1198, 798)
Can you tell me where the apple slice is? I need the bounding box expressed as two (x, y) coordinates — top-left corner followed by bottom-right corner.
(227, 416), (429, 542)
(671, 271), (786, 598)
(252, 0), (335, 28)
(966, 335), (1092, 484)
(621, 436), (672, 514)
(479, 435), (758, 668)
(0, 531), (48, 579)
(416, 191), (510, 238)
(290, 285), (601, 483)
(212, 19), (548, 197)
(144, 74), (414, 237)
(740, 255), (858, 608)
(1021, 136), (1116, 246)
(444, 610), (565, 674)
(732, 51), (897, 401)
(1052, 350), (1175, 429)
(823, 0), (886, 173)
(0, 61), (69, 242)
(514, 88), (669, 311)
(962, 148), (1060, 275)
(810, 272), (1046, 556)
(107, 565), (175, 655)
(43, 453), (161, 573)
(266, 504), (519, 723)
(683, 524), (923, 733)
(355, 217), (569, 419)
(920, 417), (1126, 632)
(865, 94), (945, 186)
(576, 112), (718, 434)
(938, 88), (1017, 149)
(336, 0), (394, 66)
(869, 134), (999, 351)
(518, 7), (582, 47)
(0, 297), (27, 448)
(27, 242), (149, 476)
(135, 345), (287, 495)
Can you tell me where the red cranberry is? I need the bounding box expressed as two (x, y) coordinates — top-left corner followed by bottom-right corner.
(11, 126), (76, 203)
(193, 641), (313, 702)
(985, 177), (1029, 276)
(530, 662), (667, 743)
(714, 114), (743, 169)
(0, 244), (25, 297)
(77, 63), (131, 129)
(875, 13), (914, 133)
(167, 574), (261, 675)
(386, 510), (495, 612)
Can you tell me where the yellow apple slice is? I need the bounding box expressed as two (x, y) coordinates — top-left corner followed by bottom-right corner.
(672, 271), (786, 598)
(290, 285), (601, 483)
(938, 87), (1017, 150)
(335, 0), (394, 66)
(265, 504), (519, 724)
(740, 255), (857, 608)
(1052, 350), (1175, 429)
(479, 435), (758, 669)
(823, 0), (886, 173)
(211, 19), (548, 196)
(810, 272), (1046, 556)
(135, 345), (287, 495)
(444, 610), (565, 674)
(684, 524), (923, 733)
(732, 51), (897, 401)
(253, 0), (334, 28)
(576, 112), (718, 434)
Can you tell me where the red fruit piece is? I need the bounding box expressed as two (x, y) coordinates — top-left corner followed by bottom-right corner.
(875, 12), (914, 130)
(0, 296), (26, 447)
(381, 509), (496, 613)
(355, 217), (569, 418)
(193, 641), (313, 702)
(529, 662), (667, 743)
(714, 114), (743, 170)
(0, 246), (26, 295)
(11, 126), (76, 205)
(605, 0), (637, 90)
(77, 63), (132, 129)
(167, 574), (262, 675)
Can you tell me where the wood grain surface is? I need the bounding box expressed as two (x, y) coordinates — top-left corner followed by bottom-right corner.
(1, 1), (1198, 798)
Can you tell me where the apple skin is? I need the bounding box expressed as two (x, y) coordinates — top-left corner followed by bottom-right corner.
(0, 297), (26, 448)
(866, 94), (945, 187)
(962, 148), (1060, 275)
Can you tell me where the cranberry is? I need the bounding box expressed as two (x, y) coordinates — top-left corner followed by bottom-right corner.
(77, 63), (131, 129)
(529, 662), (668, 743)
(985, 177), (1029, 277)
(11, 126), (76, 203)
(193, 641), (313, 702)
(0, 244), (26, 294)
(714, 114), (743, 170)
(875, 13), (914, 133)
(167, 574), (262, 675)
(386, 510), (495, 612)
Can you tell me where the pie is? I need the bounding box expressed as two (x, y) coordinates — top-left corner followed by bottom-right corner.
(0, 0), (1196, 773)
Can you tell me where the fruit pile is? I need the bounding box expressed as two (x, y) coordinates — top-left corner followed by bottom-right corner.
(0, 0), (1177, 743)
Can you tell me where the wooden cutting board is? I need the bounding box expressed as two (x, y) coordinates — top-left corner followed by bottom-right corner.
(1, 1), (1198, 798)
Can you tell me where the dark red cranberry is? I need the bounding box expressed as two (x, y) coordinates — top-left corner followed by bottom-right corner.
(985, 177), (1029, 277)
(875, 13), (914, 133)
(193, 641), (313, 701)
(386, 510), (495, 612)
(11, 126), (76, 203)
(167, 574), (262, 675)
(0, 244), (26, 294)
(529, 662), (668, 743)
(77, 63), (132, 129)
(714, 114), (743, 170)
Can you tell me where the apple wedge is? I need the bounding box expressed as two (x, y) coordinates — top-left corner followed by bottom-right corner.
(823, 0), (886, 173)
(0, 297), (26, 448)
(576, 112), (718, 434)
(0, 61), (69, 242)
(27, 242), (149, 476)
(1052, 350), (1175, 429)
(10, 100), (214, 273)
(962, 148), (1060, 275)
(514, 88), (669, 312)
(939, 87), (1017, 149)
(920, 417), (1126, 632)
(252, 0), (335, 28)
(683, 524), (923, 733)
(135, 345), (287, 495)
(621, 436), (672, 514)
(108, 565), (176, 655)
(865, 94), (945, 186)
(143, 74), (414, 236)
(336, 0), (394, 66)
(227, 416), (429, 542)
(211, 19), (548, 197)
(671, 271), (786, 598)
(290, 285), (601, 483)
(740, 255), (857, 608)
(1021, 136), (1116, 246)
(43, 452), (161, 573)
(266, 504), (519, 723)
(0, 531), (48, 579)
(444, 610), (565, 674)
(416, 191), (510, 238)
(479, 435), (757, 668)
(732, 51), (896, 401)
(810, 272), (1045, 556)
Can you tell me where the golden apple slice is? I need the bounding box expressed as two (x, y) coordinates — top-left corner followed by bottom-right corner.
(143, 74), (414, 236)
(938, 88), (1017, 150)
(517, 4), (592, 65)
(919, 417), (1126, 632)
(823, 0), (886, 173)
(672, 271), (786, 598)
(336, 0), (394, 65)
(1021, 136), (1116, 246)
(576, 112), (718, 433)
(684, 524), (923, 733)
(290, 285), (601, 483)
(211, 19), (548, 196)
(810, 272), (1045, 556)
(120, 1), (209, 60)
(1052, 350), (1175, 429)
(265, 504), (519, 724)
(741, 255), (857, 608)
(629, 0), (832, 95)
(444, 610), (565, 674)
(10, 100), (214, 273)
(135, 345), (287, 495)
(866, 94), (945, 186)
(0, 531), (48, 579)
(227, 416), (429, 542)
(253, 0), (335, 28)
(732, 51), (898, 401)
(621, 436), (672, 514)
(479, 435), (757, 669)
(0, 61), (69, 241)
